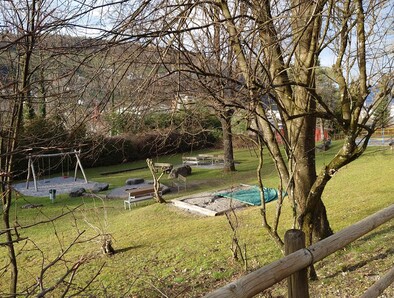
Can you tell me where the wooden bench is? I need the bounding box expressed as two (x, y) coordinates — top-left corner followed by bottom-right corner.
(153, 162), (173, 173)
(182, 154), (225, 165)
(124, 186), (162, 209)
(182, 156), (211, 165)
(182, 156), (199, 165)
(197, 154), (215, 162)
(172, 174), (187, 192)
(212, 154), (225, 163)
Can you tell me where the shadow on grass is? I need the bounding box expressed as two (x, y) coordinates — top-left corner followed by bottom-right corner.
(115, 245), (143, 254)
(319, 223), (393, 279)
(357, 224), (393, 243)
(324, 247), (394, 278)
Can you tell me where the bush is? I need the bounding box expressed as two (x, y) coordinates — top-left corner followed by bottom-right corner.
(20, 118), (67, 148)
(79, 135), (137, 168)
(80, 129), (219, 168)
(12, 114), (221, 176)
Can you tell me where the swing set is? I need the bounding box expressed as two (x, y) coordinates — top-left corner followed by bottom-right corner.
(26, 149), (88, 191)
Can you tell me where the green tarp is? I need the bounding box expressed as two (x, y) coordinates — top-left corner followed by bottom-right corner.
(217, 186), (283, 206)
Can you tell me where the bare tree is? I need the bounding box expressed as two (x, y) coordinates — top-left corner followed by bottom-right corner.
(146, 158), (166, 203)
(220, 0), (393, 246)
(121, 0), (393, 247)
(0, 1), (150, 296)
(155, 4), (243, 172)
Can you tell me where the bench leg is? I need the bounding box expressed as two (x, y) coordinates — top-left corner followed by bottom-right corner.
(124, 201), (131, 210)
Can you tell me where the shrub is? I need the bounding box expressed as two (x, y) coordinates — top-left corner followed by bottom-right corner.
(80, 128), (219, 168)
(12, 114), (221, 176)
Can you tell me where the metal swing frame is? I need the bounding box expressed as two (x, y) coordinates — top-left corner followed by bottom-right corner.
(26, 149), (88, 191)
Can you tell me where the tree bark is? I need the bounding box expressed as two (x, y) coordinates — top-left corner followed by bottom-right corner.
(218, 0), (333, 244)
(1, 186), (18, 297)
(1, 86), (24, 298)
(220, 109), (236, 172)
(146, 158), (166, 203)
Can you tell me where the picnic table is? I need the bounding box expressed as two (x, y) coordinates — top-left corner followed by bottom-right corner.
(182, 154), (225, 165)
(153, 162), (173, 173)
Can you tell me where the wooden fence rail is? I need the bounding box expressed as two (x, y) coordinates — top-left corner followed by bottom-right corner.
(204, 204), (394, 298)
(360, 266), (394, 298)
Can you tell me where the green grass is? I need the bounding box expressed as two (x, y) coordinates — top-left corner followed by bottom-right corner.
(1, 143), (393, 297)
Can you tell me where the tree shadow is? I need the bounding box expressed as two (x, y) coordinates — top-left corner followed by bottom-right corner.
(324, 246), (394, 279)
(357, 225), (393, 243)
(115, 245), (143, 254)
(320, 223), (393, 279)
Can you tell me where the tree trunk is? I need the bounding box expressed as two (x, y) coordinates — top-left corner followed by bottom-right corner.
(1, 96), (24, 296)
(1, 184), (18, 297)
(299, 197), (333, 244)
(298, 134), (369, 242)
(289, 113), (334, 243)
(146, 158), (166, 203)
(220, 109), (236, 172)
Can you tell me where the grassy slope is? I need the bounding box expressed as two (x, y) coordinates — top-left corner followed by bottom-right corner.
(1, 143), (393, 297)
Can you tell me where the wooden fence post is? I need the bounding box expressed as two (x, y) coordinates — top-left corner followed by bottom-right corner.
(285, 229), (309, 298)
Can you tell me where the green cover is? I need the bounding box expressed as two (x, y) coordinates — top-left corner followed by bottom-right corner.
(217, 186), (282, 206)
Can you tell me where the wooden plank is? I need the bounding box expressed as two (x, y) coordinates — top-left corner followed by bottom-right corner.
(153, 162), (173, 167)
(198, 154), (214, 160)
(171, 199), (218, 216)
(183, 160), (200, 165)
(125, 186), (155, 196)
(153, 162), (173, 173)
(182, 156), (199, 161)
(182, 156), (213, 165)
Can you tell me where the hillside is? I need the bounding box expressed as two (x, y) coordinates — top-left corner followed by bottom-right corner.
(1, 145), (393, 297)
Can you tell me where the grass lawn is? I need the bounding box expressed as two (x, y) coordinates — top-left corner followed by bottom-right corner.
(1, 143), (393, 297)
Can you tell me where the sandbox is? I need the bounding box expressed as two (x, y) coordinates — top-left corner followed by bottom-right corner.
(171, 185), (254, 216)
(171, 184), (282, 216)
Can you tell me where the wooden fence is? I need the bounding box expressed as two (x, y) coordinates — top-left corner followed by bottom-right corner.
(204, 204), (394, 298)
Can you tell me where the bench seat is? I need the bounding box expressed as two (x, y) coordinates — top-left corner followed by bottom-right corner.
(182, 156), (211, 165)
(124, 186), (162, 209)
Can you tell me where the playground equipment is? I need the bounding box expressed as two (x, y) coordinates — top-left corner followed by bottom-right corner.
(26, 149), (88, 191)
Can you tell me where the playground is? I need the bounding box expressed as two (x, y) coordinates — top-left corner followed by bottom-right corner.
(4, 145), (393, 297)
(12, 148), (287, 216)
(13, 177), (99, 198)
